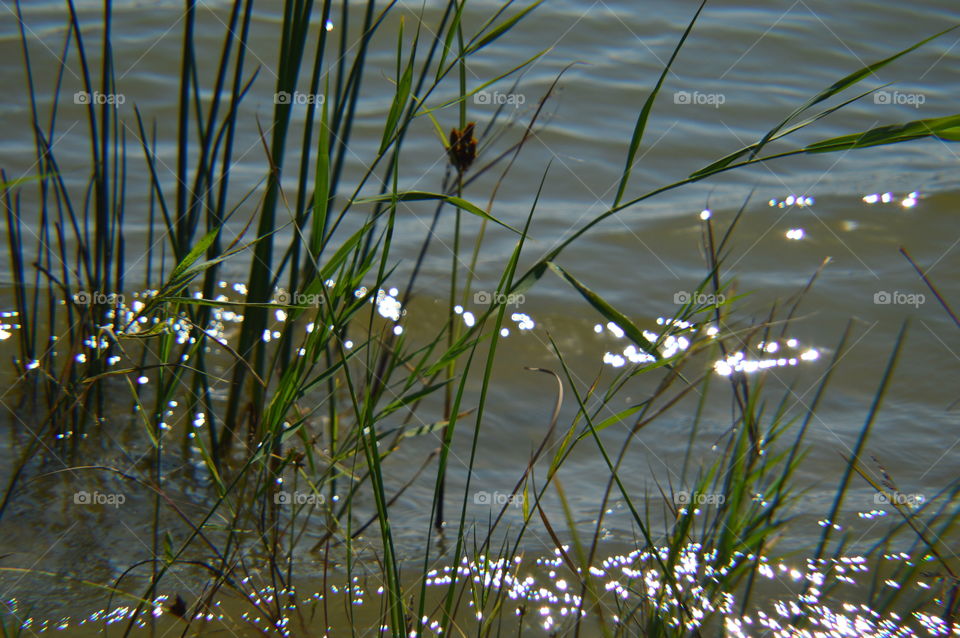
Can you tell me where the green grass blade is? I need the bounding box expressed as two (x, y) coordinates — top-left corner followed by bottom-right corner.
(310, 77), (332, 260)
(803, 112), (960, 152)
(356, 191), (523, 234)
(379, 17), (416, 154)
(613, 0), (706, 206)
(752, 25), (957, 158)
(547, 261), (660, 360)
(465, 0), (544, 55)
(435, 1), (466, 81)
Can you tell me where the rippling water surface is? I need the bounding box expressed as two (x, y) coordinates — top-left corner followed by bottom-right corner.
(0, 0), (958, 633)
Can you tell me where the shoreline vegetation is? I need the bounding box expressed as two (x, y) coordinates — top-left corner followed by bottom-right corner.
(0, 1), (958, 635)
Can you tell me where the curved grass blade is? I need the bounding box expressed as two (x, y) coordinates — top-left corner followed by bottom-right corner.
(614, 0), (706, 206)
(356, 191), (522, 234)
(375, 380), (453, 422)
(379, 17), (417, 154)
(692, 25), (958, 178)
(547, 261), (659, 360)
(690, 85), (887, 180)
(760, 25), (958, 150)
(465, 0), (544, 56)
(435, 1), (466, 81)
(803, 112), (960, 153)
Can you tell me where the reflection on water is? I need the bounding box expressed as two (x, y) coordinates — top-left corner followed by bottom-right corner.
(768, 195), (815, 209)
(0, 311), (16, 342)
(863, 191), (920, 208)
(594, 313), (822, 377)
(0, 286), (953, 632)
(714, 341), (820, 377)
(7, 538), (955, 636)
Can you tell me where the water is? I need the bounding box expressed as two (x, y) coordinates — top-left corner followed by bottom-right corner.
(0, 0), (958, 633)
(8, 542), (950, 636)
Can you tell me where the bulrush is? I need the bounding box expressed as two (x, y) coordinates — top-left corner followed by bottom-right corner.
(447, 122), (477, 174)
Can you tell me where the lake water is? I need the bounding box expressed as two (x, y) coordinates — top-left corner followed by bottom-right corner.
(0, 0), (958, 634)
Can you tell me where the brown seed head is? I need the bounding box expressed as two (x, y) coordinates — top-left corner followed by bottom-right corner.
(447, 122), (477, 174)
